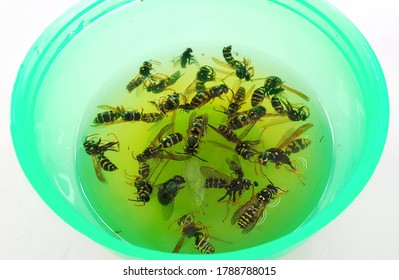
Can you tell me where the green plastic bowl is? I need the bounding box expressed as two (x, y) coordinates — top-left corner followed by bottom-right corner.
(10, 0), (388, 259)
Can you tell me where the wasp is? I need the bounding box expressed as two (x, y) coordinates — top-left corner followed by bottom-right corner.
(157, 175), (186, 220)
(200, 163), (258, 205)
(227, 105), (266, 130)
(282, 99), (310, 121)
(183, 65), (216, 97)
(93, 106), (123, 125)
(172, 48), (199, 68)
(127, 175), (154, 205)
(83, 134), (119, 182)
(178, 112), (208, 161)
(231, 180), (288, 233)
(257, 123), (313, 173)
(215, 80), (254, 118)
(251, 76), (310, 107)
(133, 123), (187, 162)
(144, 70), (183, 94)
(180, 84), (229, 112)
(149, 93), (181, 115)
(126, 60), (161, 93)
(172, 213), (215, 254)
(207, 123), (260, 161)
(212, 45), (255, 81)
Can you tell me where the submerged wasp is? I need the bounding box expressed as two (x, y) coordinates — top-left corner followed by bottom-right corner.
(126, 60), (161, 93)
(133, 123), (188, 163)
(83, 133), (119, 182)
(180, 83), (229, 111)
(183, 65), (217, 97)
(157, 175), (186, 220)
(143, 70), (183, 94)
(172, 48), (199, 68)
(200, 155), (258, 221)
(178, 112), (208, 161)
(212, 45), (255, 81)
(257, 123), (313, 173)
(149, 93), (182, 115)
(227, 105), (266, 131)
(172, 213), (215, 254)
(93, 105), (163, 125)
(208, 123), (260, 161)
(231, 179), (288, 234)
(251, 76), (310, 107)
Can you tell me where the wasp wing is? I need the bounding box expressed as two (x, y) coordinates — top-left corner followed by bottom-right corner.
(91, 155), (105, 182)
(282, 84), (310, 101)
(241, 202), (268, 234)
(230, 195), (259, 225)
(172, 233), (186, 253)
(200, 166), (231, 182)
(277, 123), (314, 149)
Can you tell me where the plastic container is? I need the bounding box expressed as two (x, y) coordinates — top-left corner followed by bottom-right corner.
(10, 0), (388, 259)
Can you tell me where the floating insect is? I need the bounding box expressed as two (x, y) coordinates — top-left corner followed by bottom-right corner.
(200, 165), (258, 205)
(178, 112), (208, 161)
(212, 45), (255, 81)
(83, 134), (119, 182)
(143, 70), (183, 94)
(126, 60), (161, 93)
(227, 105), (266, 130)
(207, 123), (260, 161)
(281, 99), (310, 121)
(133, 123), (187, 162)
(180, 84), (229, 112)
(172, 213), (215, 254)
(251, 76), (310, 107)
(257, 123), (313, 173)
(157, 175), (186, 220)
(215, 80), (254, 118)
(149, 93), (182, 115)
(172, 48), (199, 68)
(231, 180), (287, 233)
(183, 65), (216, 96)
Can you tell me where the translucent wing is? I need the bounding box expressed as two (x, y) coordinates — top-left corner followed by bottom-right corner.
(162, 200), (174, 221)
(92, 155), (105, 182)
(241, 202), (268, 234)
(211, 57), (234, 69)
(282, 84), (310, 101)
(230, 195), (258, 225)
(277, 123), (314, 149)
(149, 123), (174, 146)
(172, 233), (186, 253)
(200, 166), (231, 182)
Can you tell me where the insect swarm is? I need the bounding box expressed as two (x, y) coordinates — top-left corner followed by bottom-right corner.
(77, 44), (332, 254)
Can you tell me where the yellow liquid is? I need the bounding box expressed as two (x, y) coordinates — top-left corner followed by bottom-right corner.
(76, 46), (333, 254)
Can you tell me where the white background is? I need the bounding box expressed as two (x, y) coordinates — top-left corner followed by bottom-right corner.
(0, 0), (398, 259)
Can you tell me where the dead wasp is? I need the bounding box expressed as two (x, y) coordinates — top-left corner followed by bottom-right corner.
(207, 123), (260, 161)
(257, 123), (313, 173)
(251, 76), (310, 107)
(172, 213), (215, 254)
(200, 163), (258, 205)
(93, 106), (163, 125)
(149, 92), (182, 115)
(178, 112), (208, 161)
(183, 65), (216, 96)
(133, 123), (188, 163)
(126, 60), (161, 93)
(281, 99), (310, 121)
(227, 105), (266, 130)
(231, 180), (287, 233)
(143, 70), (183, 94)
(157, 175), (186, 220)
(214, 80), (255, 118)
(212, 45), (255, 81)
(200, 163), (258, 221)
(83, 133), (119, 182)
(172, 48), (199, 68)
